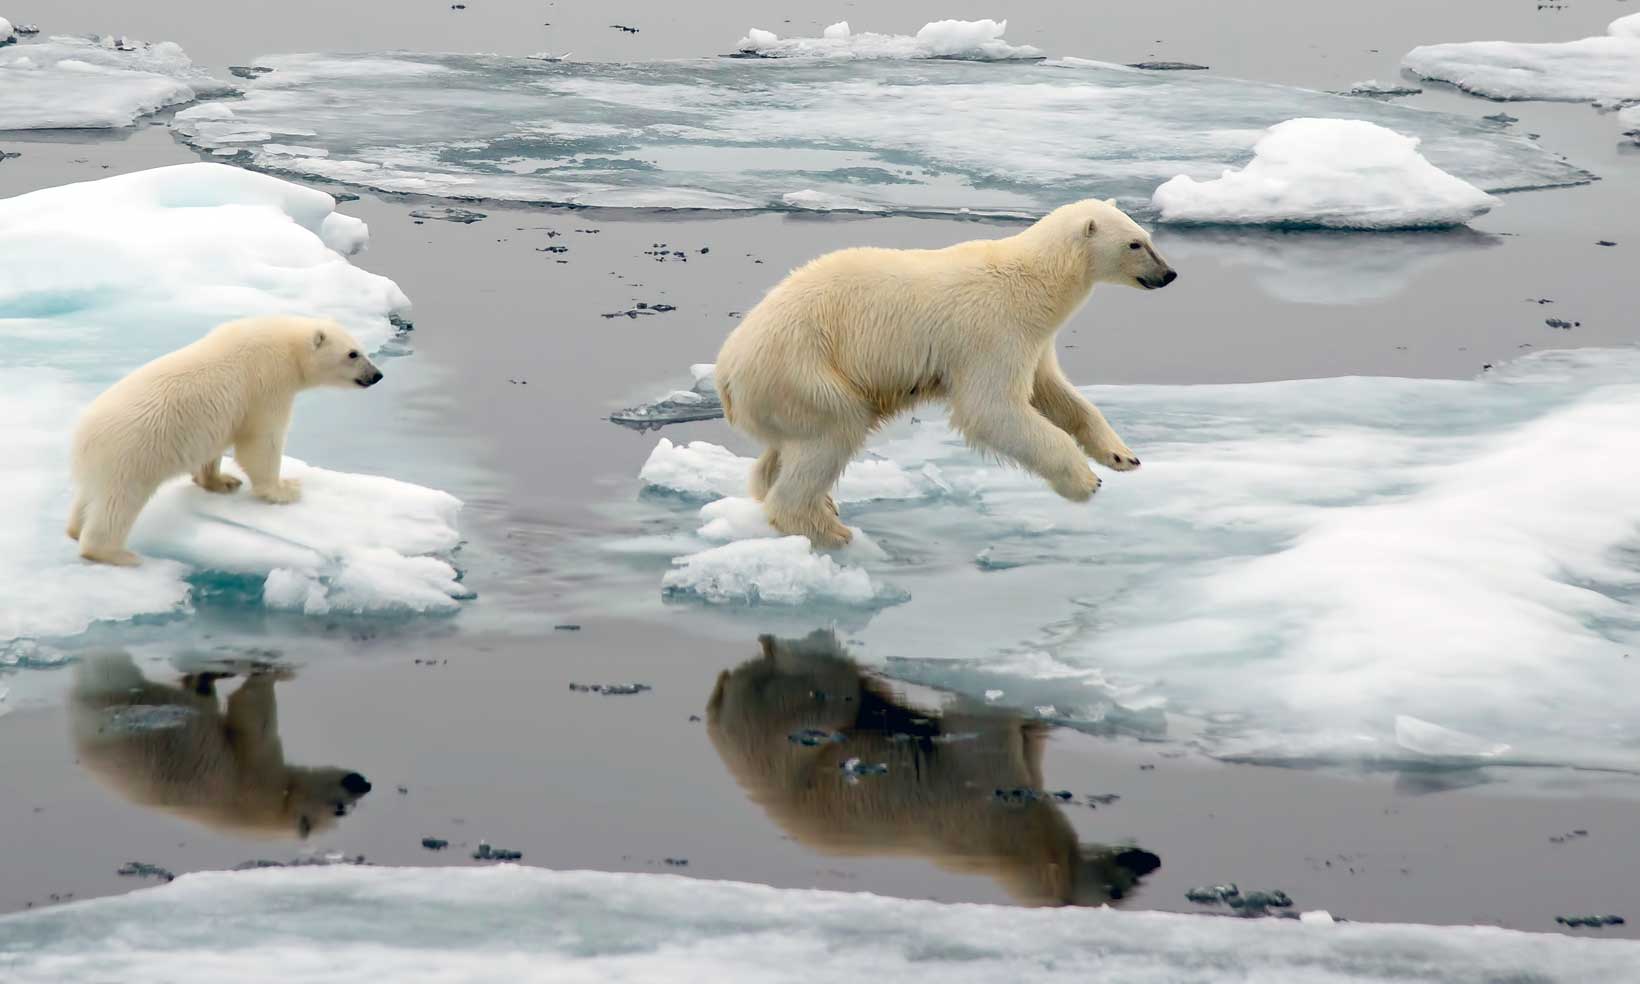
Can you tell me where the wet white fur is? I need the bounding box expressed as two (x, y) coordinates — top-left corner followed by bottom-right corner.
(714, 198), (1175, 548)
(68, 315), (382, 566)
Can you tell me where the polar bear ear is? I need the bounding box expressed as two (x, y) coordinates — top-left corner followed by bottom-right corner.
(1105, 197), (1117, 206)
(311, 327), (327, 350)
(1083, 217), (1098, 237)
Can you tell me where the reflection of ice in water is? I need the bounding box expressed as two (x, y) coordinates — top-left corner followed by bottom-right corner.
(2, 864), (1635, 981)
(606, 349), (1640, 775)
(0, 163), (467, 652)
(1163, 227), (1499, 305)
(172, 50), (1590, 216)
(0, 32), (230, 129)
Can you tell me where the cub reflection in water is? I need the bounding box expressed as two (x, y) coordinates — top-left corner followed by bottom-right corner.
(707, 631), (1160, 906)
(70, 652), (371, 839)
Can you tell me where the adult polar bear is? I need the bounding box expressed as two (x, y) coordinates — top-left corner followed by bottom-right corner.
(715, 198), (1177, 549)
(69, 315), (384, 566)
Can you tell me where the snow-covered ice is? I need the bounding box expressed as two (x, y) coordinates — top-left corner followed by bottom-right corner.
(0, 865), (1636, 983)
(734, 19), (1043, 61)
(605, 349), (1640, 775)
(170, 48), (1588, 216)
(0, 31), (228, 129)
(0, 164), (463, 649)
(1403, 13), (1640, 103)
(641, 438), (925, 504)
(1152, 118), (1499, 229)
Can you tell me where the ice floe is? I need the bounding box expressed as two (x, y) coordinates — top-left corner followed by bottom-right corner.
(0, 31), (228, 129)
(1152, 118), (1499, 229)
(734, 19), (1043, 61)
(609, 349), (1640, 774)
(641, 438), (925, 504)
(1403, 13), (1640, 103)
(1, 865), (1636, 983)
(169, 48), (1588, 216)
(0, 164), (462, 649)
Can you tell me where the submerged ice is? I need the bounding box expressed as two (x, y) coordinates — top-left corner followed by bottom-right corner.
(1, 865), (1636, 983)
(0, 31), (228, 129)
(0, 164), (464, 648)
(171, 49), (1589, 217)
(608, 349), (1640, 773)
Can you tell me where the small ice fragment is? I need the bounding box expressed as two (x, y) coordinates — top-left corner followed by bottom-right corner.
(1394, 715), (1510, 758)
(1300, 910), (1336, 924)
(984, 689), (1004, 701)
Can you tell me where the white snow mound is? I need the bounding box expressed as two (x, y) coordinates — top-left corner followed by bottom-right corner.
(1152, 118), (1499, 229)
(736, 18), (1042, 61)
(0, 32), (229, 129)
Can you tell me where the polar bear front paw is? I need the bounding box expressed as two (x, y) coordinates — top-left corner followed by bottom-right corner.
(1092, 445), (1142, 472)
(1052, 466), (1102, 502)
(196, 473), (243, 494)
(255, 479), (302, 504)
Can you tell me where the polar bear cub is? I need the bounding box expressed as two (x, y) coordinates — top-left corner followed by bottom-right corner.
(714, 198), (1177, 549)
(68, 315), (384, 566)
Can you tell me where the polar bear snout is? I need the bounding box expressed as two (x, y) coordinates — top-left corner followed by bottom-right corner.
(355, 365), (384, 387)
(1139, 268), (1178, 290)
(340, 771), (372, 795)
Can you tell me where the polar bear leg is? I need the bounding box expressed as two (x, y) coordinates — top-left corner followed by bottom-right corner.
(951, 371), (1101, 502)
(236, 429), (300, 504)
(1031, 350), (1139, 471)
(78, 482), (155, 566)
(764, 436), (855, 549)
(749, 446), (783, 502)
(66, 492), (87, 541)
(193, 456), (243, 494)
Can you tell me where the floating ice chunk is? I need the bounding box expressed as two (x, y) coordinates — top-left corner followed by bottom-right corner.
(4, 864), (1635, 983)
(1395, 715), (1511, 760)
(0, 17), (11, 43)
(128, 457), (466, 616)
(1152, 119), (1499, 229)
(662, 536), (903, 607)
(640, 439), (924, 504)
(1403, 14), (1640, 102)
(611, 364), (722, 430)
(0, 33), (228, 129)
(169, 50), (1589, 215)
(0, 164), (429, 646)
(734, 18), (1042, 61)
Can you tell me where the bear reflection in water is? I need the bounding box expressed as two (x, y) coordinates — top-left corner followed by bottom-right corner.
(707, 631), (1160, 907)
(70, 652), (371, 839)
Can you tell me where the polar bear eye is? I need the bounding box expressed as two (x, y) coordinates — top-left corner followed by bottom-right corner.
(348, 350), (359, 360)
(1129, 241), (1142, 250)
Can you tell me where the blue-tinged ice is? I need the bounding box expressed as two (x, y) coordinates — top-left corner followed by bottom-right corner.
(0, 31), (230, 129)
(604, 349), (1640, 775)
(171, 48), (1590, 218)
(0, 163), (466, 652)
(0, 866), (1635, 983)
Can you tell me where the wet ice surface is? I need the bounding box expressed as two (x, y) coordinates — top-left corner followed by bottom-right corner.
(0, 32), (228, 129)
(1151, 118), (1499, 229)
(171, 49), (1589, 217)
(1403, 13), (1640, 104)
(0, 163), (467, 654)
(1, 866), (1635, 983)
(603, 348), (1640, 777)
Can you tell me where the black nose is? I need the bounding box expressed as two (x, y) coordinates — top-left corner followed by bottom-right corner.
(341, 772), (372, 795)
(1160, 269), (1178, 286)
(358, 370), (383, 388)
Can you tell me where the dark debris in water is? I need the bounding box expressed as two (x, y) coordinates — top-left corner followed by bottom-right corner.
(1546, 318), (1580, 329)
(1548, 829), (1590, 844)
(789, 728), (846, 746)
(234, 854), (367, 870)
(601, 302), (676, 319)
(472, 842), (523, 861)
(1596, 241), (1617, 247)
(569, 682), (652, 695)
(1482, 112), (1519, 125)
(409, 206), (487, 224)
(610, 24), (640, 33)
(1186, 883), (1294, 916)
(992, 787), (1075, 805)
(1556, 914), (1625, 928)
(663, 857), (688, 867)
(117, 861), (175, 882)
(0, 150), (20, 162)
(1129, 61), (1209, 71)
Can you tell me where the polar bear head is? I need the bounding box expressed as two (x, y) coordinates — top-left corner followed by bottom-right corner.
(1030, 198), (1177, 291)
(303, 321), (385, 389)
(289, 766), (375, 839)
